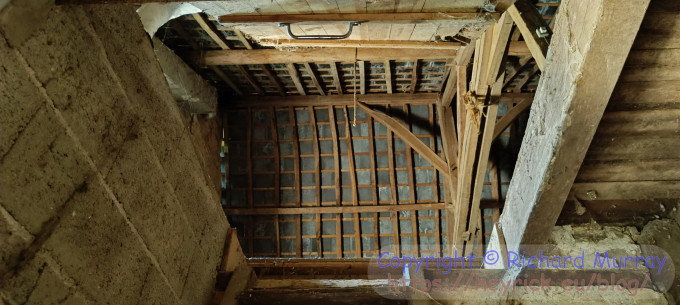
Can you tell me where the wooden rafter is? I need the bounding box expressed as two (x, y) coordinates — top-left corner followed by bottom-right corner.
(358, 61), (366, 95)
(384, 60), (393, 94)
(232, 29), (286, 96)
(401, 105), (419, 256)
(507, 0), (552, 71)
(329, 62), (343, 95)
(287, 63), (306, 96)
(409, 60), (419, 94)
(356, 102), (449, 177)
(304, 63), (325, 96)
(386, 105), (401, 257)
(327, 106), (343, 258)
(492, 98), (532, 140)
(308, 106), (323, 257)
(342, 106), (362, 258)
(193, 13), (264, 95)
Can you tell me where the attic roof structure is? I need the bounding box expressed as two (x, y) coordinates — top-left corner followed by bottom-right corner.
(1, 0), (679, 304)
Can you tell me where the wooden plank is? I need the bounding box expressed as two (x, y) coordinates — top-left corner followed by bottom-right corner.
(571, 181), (680, 201)
(304, 63), (326, 96)
(218, 12), (499, 23)
(585, 135), (680, 160)
(596, 109), (680, 136)
(287, 63), (306, 96)
(608, 81), (680, 111)
(200, 48), (457, 65)
(330, 62), (344, 95)
(487, 0), (650, 262)
(356, 102), (449, 176)
(384, 60), (393, 94)
(577, 159), (680, 182)
(507, 0), (552, 70)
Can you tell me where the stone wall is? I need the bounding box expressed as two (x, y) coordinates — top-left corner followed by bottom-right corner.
(0, 2), (228, 304)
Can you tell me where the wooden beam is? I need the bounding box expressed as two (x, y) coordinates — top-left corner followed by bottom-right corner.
(289, 107), (303, 258)
(232, 29), (285, 96)
(259, 39), (462, 50)
(487, 0), (650, 266)
(193, 13), (230, 49)
(452, 13), (513, 253)
(200, 48), (457, 65)
(257, 40), (530, 55)
(328, 106), (343, 258)
(304, 63), (325, 96)
(230, 93), (436, 107)
(409, 60), (419, 94)
(219, 12), (499, 23)
(330, 62), (343, 95)
(309, 106), (323, 257)
(384, 60), (393, 94)
(356, 102), (449, 177)
(402, 105), (419, 257)
(507, 0), (552, 71)
(211, 66), (243, 96)
(287, 63), (306, 95)
(343, 106), (362, 258)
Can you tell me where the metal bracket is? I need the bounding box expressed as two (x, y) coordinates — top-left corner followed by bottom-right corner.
(278, 22), (361, 40)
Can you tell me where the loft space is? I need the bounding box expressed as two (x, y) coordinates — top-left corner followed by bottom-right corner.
(1, 0), (679, 304)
